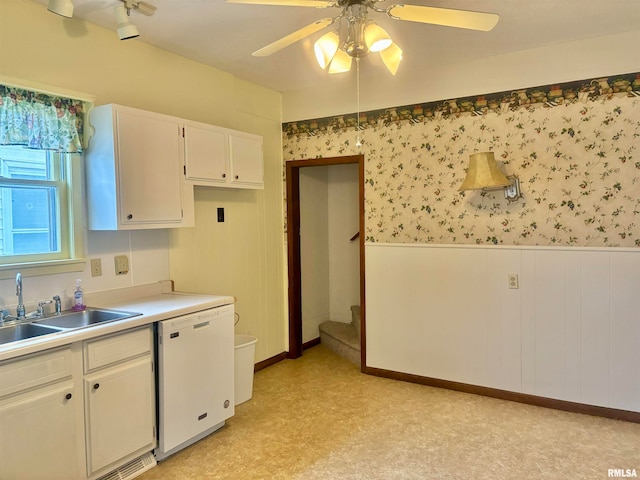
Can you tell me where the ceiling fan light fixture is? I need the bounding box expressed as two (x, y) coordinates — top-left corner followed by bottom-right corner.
(364, 22), (392, 52)
(380, 41), (402, 75)
(314, 31), (340, 69)
(114, 4), (140, 40)
(328, 48), (352, 74)
(47, 0), (74, 18)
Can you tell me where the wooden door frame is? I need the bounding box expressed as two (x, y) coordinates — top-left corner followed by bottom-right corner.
(285, 155), (366, 369)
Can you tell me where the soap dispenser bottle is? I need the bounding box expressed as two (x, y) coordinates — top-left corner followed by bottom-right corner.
(72, 279), (86, 311)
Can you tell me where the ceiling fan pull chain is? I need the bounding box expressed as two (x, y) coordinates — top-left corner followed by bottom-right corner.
(355, 57), (362, 149)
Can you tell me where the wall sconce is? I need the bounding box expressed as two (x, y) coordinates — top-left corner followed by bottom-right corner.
(458, 152), (522, 202)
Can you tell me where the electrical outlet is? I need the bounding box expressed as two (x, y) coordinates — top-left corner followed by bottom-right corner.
(114, 255), (129, 276)
(508, 274), (519, 289)
(90, 258), (102, 277)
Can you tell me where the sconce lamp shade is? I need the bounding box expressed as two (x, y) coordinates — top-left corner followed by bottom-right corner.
(48, 0), (74, 17)
(458, 152), (511, 191)
(364, 23), (392, 52)
(380, 42), (402, 75)
(114, 4), (140, 40)
(314, 31), (340, 69)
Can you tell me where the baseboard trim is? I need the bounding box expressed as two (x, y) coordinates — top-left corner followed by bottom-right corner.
(255, 352), (287, 372)
(303, 337), (321, 350)
(363, 366), (640, 424)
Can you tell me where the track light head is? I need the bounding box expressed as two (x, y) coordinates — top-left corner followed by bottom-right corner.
(47, 0), (74, 18)
(114, 4), (140, 40)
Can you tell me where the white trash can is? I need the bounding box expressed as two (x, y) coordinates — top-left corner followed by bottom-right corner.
(234, 335), (258, 405)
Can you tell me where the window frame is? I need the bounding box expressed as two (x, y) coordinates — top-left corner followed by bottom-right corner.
(0, 151), (85, 279)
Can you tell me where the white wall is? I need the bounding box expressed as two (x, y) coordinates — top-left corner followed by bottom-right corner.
(366, 243), (640, 412)
(300, 167), (330, 342)
(327, 164), (360, 324)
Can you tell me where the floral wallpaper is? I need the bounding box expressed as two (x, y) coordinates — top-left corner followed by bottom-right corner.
(283, 73), (640, 247)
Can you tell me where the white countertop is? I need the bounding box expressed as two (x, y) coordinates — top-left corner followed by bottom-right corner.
(0, 285), (235, 362)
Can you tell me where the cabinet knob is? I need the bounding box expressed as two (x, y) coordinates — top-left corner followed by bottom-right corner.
(222, 173), (226, 179)
(93, 383), (100, 390)
(65, 393), (72, 400)
(127, 214), (133, 220)
(235, 175), (239, 180)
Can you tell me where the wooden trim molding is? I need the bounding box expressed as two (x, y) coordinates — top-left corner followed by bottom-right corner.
(363, 366), (640, 424)
(254, 352), (287, 372)
(303, 337), (321, 350)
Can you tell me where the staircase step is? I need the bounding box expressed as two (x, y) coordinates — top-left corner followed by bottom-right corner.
(319, 320), (360, 367)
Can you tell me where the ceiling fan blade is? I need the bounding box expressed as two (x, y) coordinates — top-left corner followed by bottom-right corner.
(387, 4), (499, 31)
(228, 0), (334, 8)
(252, 18), (334, 57)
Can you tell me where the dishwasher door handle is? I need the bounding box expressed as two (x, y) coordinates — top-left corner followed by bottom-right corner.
(193, 321), (210, 330)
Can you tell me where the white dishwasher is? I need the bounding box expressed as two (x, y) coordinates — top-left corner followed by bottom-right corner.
(155, 304), (235, 461)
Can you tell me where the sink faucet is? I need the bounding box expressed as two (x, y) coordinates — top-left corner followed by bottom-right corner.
(53, 295), (62, 315)
(16, 273), (25, 320)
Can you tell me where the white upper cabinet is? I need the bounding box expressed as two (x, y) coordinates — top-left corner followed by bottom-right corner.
(86, 104), (193, 230)
(183, 121), (229, 185)
(229, 130), (264, 188)
(183, 120), (264, 190)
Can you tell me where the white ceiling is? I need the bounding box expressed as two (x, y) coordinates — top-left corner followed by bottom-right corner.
(33, 0), (640, 97)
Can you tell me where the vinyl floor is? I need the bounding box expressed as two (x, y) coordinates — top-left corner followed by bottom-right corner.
(139, 344), (640, 480)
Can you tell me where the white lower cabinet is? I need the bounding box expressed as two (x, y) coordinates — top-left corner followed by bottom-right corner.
(85, 357), (155, 475)
(0, 326), (155, 480)
(84, 326), (156, 478)
(0, 346), (84, 480)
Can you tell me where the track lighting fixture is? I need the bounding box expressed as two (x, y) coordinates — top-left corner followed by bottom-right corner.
(113, 0), (158, 40)
(47, 0), (74, 18)
(114, 3), (140, 40)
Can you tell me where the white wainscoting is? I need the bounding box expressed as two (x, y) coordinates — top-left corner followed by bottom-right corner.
(365, 243), (640, 412)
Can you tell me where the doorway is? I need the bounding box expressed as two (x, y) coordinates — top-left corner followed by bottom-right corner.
(285, 155), (366, 369)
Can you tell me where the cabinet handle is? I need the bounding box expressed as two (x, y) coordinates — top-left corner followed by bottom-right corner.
(65, 393), (72, 400)
(93, 383), (100, 390)
(235, 175), (239, 180)
(127, 214), (133, 220)
(222, 173), (226, 179)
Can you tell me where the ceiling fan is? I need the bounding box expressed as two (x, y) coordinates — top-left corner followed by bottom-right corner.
(227, 0), (499, 74)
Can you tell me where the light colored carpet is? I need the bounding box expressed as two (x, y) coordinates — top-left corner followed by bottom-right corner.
(140, 345), (640, 479)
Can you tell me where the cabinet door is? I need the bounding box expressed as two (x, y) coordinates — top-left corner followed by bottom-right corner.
(85, 356), (155, 475)
(0, 381), (82, 480)
(184, 122), (229, 185)
(229, 131), (264, 188)
(116, 108), (184, 225)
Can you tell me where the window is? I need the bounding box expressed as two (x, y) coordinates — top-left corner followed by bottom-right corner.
(0, 83), (87, 276)
(0, 145), (74, 263)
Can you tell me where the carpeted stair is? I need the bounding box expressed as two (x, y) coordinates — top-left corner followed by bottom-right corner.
(319, 305), (361, 366)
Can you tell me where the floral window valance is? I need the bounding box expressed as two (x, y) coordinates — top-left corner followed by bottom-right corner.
(0, 84), (85, 153)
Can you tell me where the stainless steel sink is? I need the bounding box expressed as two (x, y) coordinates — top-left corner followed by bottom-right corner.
(34, 308), (141, 330)
(0, 323), (62, 345)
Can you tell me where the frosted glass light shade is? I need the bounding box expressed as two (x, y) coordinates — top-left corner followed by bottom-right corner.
(48, 0), (74, 17)
(328, 49), (352, 74)
(364, 23), (392, 52)
(380, 42), (402, 75)
(114, 4), (140, 40)
(458, 152), (511, 191)
(314, 31), (340, 69)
